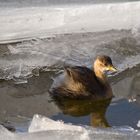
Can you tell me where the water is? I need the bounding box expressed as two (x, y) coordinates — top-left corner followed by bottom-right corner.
(1, 65), (140, 132)
(0, 29), (140, 132)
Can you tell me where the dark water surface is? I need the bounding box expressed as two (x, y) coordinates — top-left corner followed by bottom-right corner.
(0, 63), (140, 132)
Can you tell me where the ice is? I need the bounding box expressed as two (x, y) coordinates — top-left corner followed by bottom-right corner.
(0, 29), (140, 82)
(128, 98), (137, 103)
(0, 2), (140, 81)
(0, 1), (140, 140)
(0, 2), (140, 43)
(137, 121), (140, 128)
(0, 0), (136, 7)
(0, 114), (140, 140)
(28, 114), (86, 132)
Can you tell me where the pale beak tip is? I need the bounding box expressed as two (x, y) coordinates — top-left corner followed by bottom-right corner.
(111, 67), (117, 72)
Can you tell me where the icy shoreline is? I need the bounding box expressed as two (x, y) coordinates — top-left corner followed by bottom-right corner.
(0, 1), (140, 43)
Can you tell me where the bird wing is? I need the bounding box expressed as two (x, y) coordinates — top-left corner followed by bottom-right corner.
(64, 66), (100, 92)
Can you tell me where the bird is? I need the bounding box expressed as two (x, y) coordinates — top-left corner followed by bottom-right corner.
(49, 55), (117, 100)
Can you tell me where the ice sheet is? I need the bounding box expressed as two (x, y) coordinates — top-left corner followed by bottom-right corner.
(0, 1), (140, 43)
(0, 29), (140, 82)
(0, 0), (137, 7)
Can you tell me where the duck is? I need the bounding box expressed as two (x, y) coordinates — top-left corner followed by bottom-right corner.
(50, 55), (117, 100)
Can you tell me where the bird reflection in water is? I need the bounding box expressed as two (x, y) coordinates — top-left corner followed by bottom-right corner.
(51, 96), (111, 128)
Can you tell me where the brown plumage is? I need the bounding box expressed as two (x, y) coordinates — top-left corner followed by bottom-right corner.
(50, 55), (117, 100)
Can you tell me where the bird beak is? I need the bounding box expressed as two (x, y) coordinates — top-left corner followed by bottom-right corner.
(106, 65), (117, 72)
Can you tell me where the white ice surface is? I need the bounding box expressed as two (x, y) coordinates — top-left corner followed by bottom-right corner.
(137, 121), (140, 128)
(0, 114), (140, 140)
(0, 1), (140, 43)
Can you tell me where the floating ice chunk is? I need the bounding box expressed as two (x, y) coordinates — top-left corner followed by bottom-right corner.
(28, 114), (140, 140)
(128, 98), (137, 103)
(137, 121), (140, 128)
(112, 126), (134, 132)
(29, 114), (87, 132)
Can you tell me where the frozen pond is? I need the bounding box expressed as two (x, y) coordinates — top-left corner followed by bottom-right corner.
(0, 29), (140, 134)
(0, 1), (140, 139)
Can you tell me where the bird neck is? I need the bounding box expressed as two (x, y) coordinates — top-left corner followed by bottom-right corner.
(93, 66), (108, 85)
(93, 61), (113, 98)
(93, 66), (113, 98)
